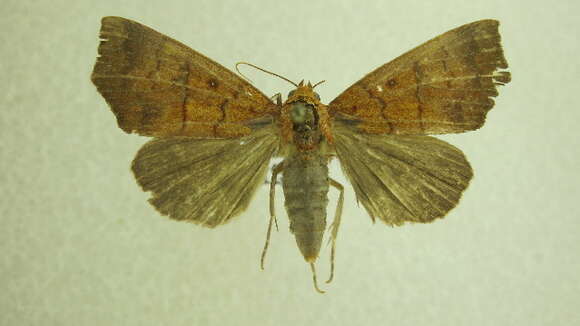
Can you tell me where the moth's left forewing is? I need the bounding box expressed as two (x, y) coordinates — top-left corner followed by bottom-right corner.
(91, 16), (277, 139)
(332, 120), (473, 225)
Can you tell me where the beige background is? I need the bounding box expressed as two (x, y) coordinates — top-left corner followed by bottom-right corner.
(2, 0), (579, 325)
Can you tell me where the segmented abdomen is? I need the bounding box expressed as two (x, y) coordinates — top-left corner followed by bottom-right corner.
(282, 153), (329, 262)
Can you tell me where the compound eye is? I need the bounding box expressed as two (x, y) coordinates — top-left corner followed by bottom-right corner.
(287, 90), (296, 98)
(314, 92), (320, 100)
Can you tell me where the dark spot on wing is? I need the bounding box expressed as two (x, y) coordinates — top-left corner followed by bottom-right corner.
(208, 78), (219, 89)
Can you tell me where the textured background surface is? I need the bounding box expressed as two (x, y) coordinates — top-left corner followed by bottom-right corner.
(1, 0), (579, 325)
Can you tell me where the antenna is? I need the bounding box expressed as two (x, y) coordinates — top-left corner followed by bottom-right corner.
(235, 62), (298, 87)
(312, 80), (326, 88)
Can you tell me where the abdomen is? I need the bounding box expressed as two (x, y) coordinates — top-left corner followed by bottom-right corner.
(282, 153), (329, 262)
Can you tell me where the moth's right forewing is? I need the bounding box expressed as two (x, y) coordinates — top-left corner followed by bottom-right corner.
(131, 125), (279, 228)
(333, 121), (473, 225)
(329, 20), (510, 135)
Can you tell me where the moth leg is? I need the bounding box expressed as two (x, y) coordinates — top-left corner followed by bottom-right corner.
(326, 178), (344, 284)
(310, 263), (326, 294)
(261, 162), (284, 270)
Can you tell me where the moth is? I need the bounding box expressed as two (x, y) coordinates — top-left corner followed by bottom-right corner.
(91, 17), (510, 293)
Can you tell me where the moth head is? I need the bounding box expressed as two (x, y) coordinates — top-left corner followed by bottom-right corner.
(280, 80), (333, 146)
(285, 80), (322, 106)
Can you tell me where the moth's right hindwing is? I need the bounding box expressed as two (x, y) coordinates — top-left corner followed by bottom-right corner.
(333, 120), (473, 225)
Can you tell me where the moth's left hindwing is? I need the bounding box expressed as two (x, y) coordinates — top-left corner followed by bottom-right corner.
(131, 125), (279, 228)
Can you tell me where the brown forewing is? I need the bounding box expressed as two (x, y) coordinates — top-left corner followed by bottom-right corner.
(91, 16), (276, 138)
(329, 20), (511, 135)
(131, 124), (279, 228)
(333, 120), (473, 225)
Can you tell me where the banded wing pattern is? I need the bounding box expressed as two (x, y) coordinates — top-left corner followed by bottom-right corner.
(91, 16), (276, 138)
(329, 20), (511, 135)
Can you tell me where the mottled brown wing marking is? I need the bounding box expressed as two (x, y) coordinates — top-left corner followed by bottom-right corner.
(329, 20), (511, 135)
(131, 125), (279, 228)
(333, 121), (473, 225)
(91, 16), (276, 138)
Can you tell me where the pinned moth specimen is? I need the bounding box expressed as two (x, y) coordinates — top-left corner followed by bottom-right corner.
(91, 17), (510, 293)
